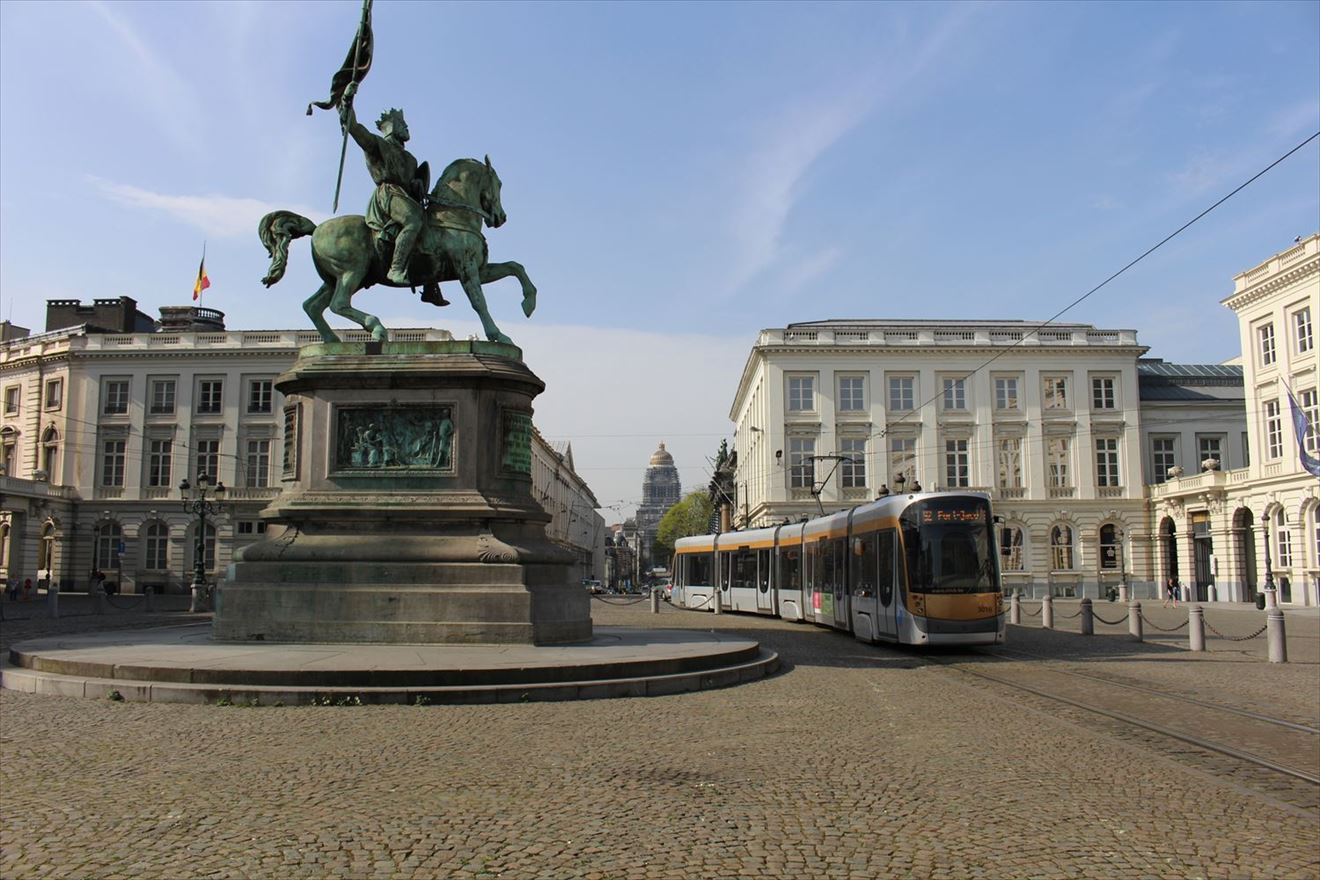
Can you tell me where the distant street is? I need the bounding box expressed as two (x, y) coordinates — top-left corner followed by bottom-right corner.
(1, 597), (1317, 880)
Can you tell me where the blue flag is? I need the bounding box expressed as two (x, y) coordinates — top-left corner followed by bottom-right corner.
(1284, 385), (1320, 478)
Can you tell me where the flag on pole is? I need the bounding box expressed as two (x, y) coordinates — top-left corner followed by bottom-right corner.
(307, 0), (374, 115)
(1284, 384), (1320, 478)
(193, 250), (210, 302)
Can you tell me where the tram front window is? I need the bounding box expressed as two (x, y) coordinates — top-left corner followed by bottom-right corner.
(901, 499), (997, 594)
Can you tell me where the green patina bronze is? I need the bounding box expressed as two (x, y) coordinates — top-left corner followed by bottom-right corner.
(335, 405), (455, 472)
(261, 27), (537, 353)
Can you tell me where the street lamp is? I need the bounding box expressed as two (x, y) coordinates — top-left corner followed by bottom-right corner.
(1259, 511), (1276, 608)
(180, 475), (226, 612)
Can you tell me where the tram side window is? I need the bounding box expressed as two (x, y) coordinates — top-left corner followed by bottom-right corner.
(819, 541), (835, 593)
(781, 548), (802, 591)
(852, 533), (877, 597)
(878, 530), (897, 604)
(833, 538), (848, 595)
(805, 541), (821, 593)
(733, 550), (756, 589)
(687, 552), (713, 586)
(757, 549), (770, 592)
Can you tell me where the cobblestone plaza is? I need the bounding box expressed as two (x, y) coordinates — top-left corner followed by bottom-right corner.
(2, 598), (1317, 879)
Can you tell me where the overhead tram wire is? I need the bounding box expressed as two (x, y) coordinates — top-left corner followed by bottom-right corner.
(865, 129), (1320, 447)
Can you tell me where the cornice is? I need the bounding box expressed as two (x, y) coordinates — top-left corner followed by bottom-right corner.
(1223, 257), (1319, 312)
(758, 342), (1150, 359)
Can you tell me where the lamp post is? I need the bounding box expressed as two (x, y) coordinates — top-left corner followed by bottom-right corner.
(1259, 511), (1276, 609)
(180, 475), (226, 613)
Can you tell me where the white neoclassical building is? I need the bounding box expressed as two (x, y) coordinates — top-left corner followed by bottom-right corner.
(1150, 234), (1319, 606)
(729, 319), (1153, 599)
(0, 298), (605, 594)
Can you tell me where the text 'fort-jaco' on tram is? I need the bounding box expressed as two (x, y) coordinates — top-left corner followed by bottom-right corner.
(670, 490), (1005, 646)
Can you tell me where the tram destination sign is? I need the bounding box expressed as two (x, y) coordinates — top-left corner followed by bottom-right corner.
(921, 507), (987, 524)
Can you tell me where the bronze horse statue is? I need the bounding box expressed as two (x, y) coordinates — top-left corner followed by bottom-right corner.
(258, 156), (536, 345)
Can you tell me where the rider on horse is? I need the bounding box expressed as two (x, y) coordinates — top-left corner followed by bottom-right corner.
(339, 82), (445, 303)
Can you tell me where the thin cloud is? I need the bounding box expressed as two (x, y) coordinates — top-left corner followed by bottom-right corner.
(723, 5), (982, 296)
(90, 177), (325, 238)
(86, 0), (206, 154)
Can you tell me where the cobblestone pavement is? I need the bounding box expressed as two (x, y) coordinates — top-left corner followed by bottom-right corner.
(1, 597), (1317, 880)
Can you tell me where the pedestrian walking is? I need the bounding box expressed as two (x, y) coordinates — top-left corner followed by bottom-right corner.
(1170, 578), (1180, 607)
(1162, 578), (1175, 608)
(4, 579), (16, 601)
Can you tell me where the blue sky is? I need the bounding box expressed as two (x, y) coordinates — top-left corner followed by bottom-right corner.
(2, 1), (1317, 518)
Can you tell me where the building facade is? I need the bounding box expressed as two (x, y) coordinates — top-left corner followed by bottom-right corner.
(729, 319), (1152, 599)
(1150, 234), (1320, 606)
(0, 301), (606, 594)
(634, 442), (682, 570)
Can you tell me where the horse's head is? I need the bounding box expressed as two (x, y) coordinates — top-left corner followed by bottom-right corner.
(432, 157), (506, 229)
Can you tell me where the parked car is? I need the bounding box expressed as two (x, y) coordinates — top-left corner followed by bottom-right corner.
(582, 578), (604, 594)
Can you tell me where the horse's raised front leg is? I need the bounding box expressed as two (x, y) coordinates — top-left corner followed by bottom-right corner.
(459, 257), (512, 345)
(302, 282), (339, 343)
(479, 260), (537, 317)
(327, 270), (389, 342)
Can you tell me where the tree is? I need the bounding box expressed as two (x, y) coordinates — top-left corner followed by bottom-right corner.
(653, 491), (714, 563)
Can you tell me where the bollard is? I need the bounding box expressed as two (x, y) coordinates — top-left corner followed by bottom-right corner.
(96, 588), (108, 615)
(1041, 594), (1054, 629)
(1010, 592), (1021, 625)
(1080, 597), (1093, 636)
(650, 588), (660, 614)
(46, 583), (59, 619)
(712, 589), (722, 615)
(144, 587), (154, 613)
(1266, 609), (1288, 663)
(1189, 605), (1205, 652)
(1128, 600), (1143, 641)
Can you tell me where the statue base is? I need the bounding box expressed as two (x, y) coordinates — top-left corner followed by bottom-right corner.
(213, 342), (591, 645)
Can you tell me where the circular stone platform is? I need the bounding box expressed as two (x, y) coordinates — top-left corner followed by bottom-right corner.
(1, 625), (778, 705)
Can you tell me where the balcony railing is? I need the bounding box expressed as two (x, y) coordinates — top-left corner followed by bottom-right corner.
(1048, 486), (1075, 499)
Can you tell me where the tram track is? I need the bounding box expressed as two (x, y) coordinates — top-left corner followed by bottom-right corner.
(924, 652), (1320, 816)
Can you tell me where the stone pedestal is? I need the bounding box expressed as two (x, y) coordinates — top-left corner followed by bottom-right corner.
(213, 341), (591, 645)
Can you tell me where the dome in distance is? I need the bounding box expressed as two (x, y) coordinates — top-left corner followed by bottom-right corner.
(648, 442), (675, 468)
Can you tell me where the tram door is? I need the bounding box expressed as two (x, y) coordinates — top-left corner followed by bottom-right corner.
(832, 537), (850, 631)
(873, 529), (899, 641)
(756, 549), (773, 613)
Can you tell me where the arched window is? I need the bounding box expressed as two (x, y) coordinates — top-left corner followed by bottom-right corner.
(1276, 508), (1292, 568)
(0, 523), (10, 570)
(1050, 525), (1074, 570)
(144, 521), (169, 571)
(41, 426), (60, 479)
(1099, 524), (1120, 570)
(1311, 504), (1320, 568)
(94, 522), (123, 571)
(38, 522), (55, 572)
(998, 524), (1024, 571)
(0, 426), (18, 475)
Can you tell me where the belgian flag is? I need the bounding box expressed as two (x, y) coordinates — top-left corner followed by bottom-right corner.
(193, 252), (210, 301)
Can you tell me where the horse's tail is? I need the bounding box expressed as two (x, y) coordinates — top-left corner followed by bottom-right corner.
(258, 210), (318, 287)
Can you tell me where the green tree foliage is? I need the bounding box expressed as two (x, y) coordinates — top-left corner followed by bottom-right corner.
(653, 491), (714, 563)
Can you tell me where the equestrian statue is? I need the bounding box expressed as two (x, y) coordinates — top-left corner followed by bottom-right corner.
(259, 81), (537, 346)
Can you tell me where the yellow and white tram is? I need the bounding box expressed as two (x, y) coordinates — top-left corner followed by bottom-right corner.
(671, 491), (1004, 646)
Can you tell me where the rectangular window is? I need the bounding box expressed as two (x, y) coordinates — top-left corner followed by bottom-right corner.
(2, 385), (18, 415)
(102, 439), (126, 487)
(837, 376), (865, 412)
(103, 380), (129, 415)
(996, 437), (1022, 489)
(236, 520), (268, 536)
(1242, 431), (1250, 467)
(150, 379), (176, 415)
(788, 437), (815, 489)
(147, 439), (173, 488)
(840, 437), (866, 488)
(145, 525), (169, 570)
(1265, 399), (1282, 459)
(197, 379), (224, 415)
(786, 375), (815, 413)
(942, 377), (966, 411)
(1047, 437), (1070, 488)
(1301, 389), (1319, 454)
(1296, 307), (1313, 354)
(248, 380), (274, 414)
(1095, 437), (1120, 488)
(1042, 376), (1069, 410)
(944, 439), (969, 488)
(1091, 376), (1116, 410)
(196, 439), (220, 482)
(889, 437), (915, 485)
(888, 376), (915, 411)
(1, 440), (14, 474)
(1151, 437), (1177, 483)
(44, 378), (62, 411)
(994, 377), (1019, 411)
(1197, 435), (1224, 468)
(1259, 323), (1276, 366)
(246, 439), (271, 488)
